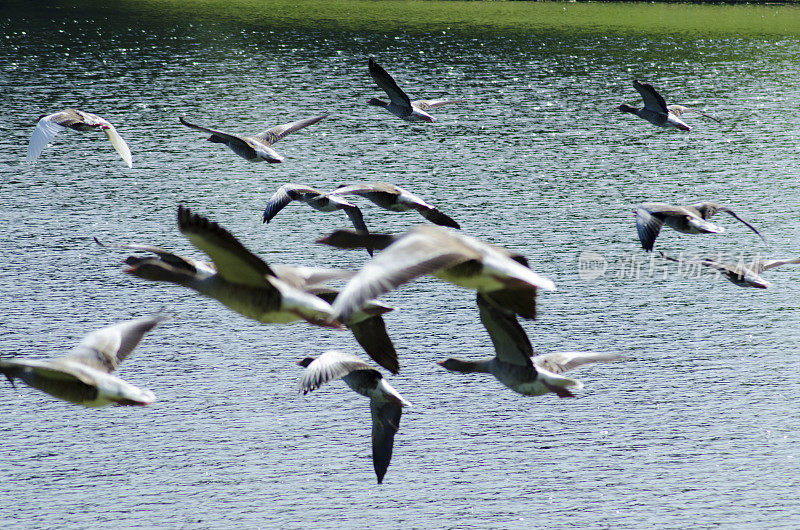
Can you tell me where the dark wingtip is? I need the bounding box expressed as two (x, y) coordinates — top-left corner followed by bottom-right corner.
(296, 357), (315, 368)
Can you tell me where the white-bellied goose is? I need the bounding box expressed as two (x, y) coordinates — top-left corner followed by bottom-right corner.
(437, 294), (621, 397)
(659, 252), (800, 289)
(262, 184), (372, 255)
(331, 182), (460, 229)
(179, 114), (326, 163)
(316, 225), (555, 321)
(103, 228), (401, 373)
(635, 202), (765, 252)
(26, 109), (132, 167)
(0, 315), (165, 406)
(367, 58), (463, 122)
(617, 80), (698, 132)
(297, 350), (410, 484)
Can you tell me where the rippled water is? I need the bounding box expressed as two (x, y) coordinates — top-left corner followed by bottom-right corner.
(1, 1), (799, 528)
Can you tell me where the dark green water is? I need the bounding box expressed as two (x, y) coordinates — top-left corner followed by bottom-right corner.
(1, 1), (799, 528)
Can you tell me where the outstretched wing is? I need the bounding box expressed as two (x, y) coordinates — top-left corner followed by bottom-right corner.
(633, 80), (668, 114)
(533, 351), (622, 374)
(412, 99), (465, 110)
(179, 117), (247, 145)
(297, 350), (377, 393)
(371, 401), (402, 484)
(635, 207), (665, 251)
(262, 183), (321, 223)
(476, 293), (533, 367)
(177, 205), (275, 287)
(63, 315), (167, 373)
(368, 58), (412, 109)
(26, 115), (67, 164)
(254, 115), (327, 145)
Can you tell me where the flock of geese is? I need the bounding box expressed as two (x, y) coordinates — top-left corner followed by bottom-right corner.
(3, 59), (792, 484)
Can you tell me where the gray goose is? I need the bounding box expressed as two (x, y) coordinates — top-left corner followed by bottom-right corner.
(635, 201), (765, 252)
(106, 217), (400, 373)
(0, 315), (165, 406)
(179, 114), (326, 163)
(367, 58), (463, 122)
(297, 350), (410, 484)
(437, 294), (621, 397)
(262, 183), (372, 255)
(27, 109), (132, 167)
(316, 225), (555, 321)
(331, 182), (460, 229)
(617, 80), (697, 132)
(659, 252), (800, 289)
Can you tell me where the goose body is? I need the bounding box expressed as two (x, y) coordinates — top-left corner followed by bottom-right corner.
(367, 58), (462, 122)
(617, 80), (693, 131)
(109, 221), (400, 373)
(659, 252), (800, 289)
(297, 350), (410, 483)
(27, 109), (132, 167)
(317, 225), (555, 321)
(437, 294), (620, 397)
(331, 182), (460, 228)
(0, 315), (164, 406)
(179, 114), (326, 163)
(635, 201), (765, 252)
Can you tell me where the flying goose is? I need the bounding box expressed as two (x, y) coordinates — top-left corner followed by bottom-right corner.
(179, 114), (326, 163)
(659, 252), (800, 289)
(437, 294), (621, 397)
(262, 184), (372, 255)
(0, 315), (165, 406)
(331, 182), (460, 229)
(635, 202), (765, 252)
(297, 350), (410, 484)
(26, 109), (132, 167)
(316, 225), (555, 321)
(367, 58), (463, 122)
(617, 80), (717, 132)
(106, 221), (401, 373)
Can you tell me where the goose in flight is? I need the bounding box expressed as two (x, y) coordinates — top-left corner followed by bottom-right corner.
(331, 182), (460, 229)
(297, 350), (410, 483)
(262, 184), (372, 255)
(367, 58), (463, 122)
(635, 202), (765, 252)
(317, 225), (555, 321)
(617, 80), (717, 131)
(179, 114), (326, 163)
(437, 294), (621, 397)
(103, 222), (401, 373)
(26, 109), (132, 167)
(0, 315), (165, 406)
(659, 252), (800, 289)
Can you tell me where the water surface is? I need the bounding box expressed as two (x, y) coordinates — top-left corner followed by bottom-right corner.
(1, 1), (799, 528)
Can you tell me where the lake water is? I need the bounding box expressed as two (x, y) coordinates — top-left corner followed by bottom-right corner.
(1, 1), (799, 527)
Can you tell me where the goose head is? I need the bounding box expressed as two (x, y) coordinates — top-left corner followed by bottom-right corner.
(123, 257), (195, 285)
(296, 357), (315, 368)
(367, 98), (388, 107)
(616, 104), (638, 114)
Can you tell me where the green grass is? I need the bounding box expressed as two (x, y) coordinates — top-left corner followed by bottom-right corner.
(112, 0), (800, 36)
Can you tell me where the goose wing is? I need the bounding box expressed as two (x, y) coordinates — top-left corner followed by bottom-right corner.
(716, 207), (766, 244)
(476, 293), (533, 367)
(102, 122), (132, 168)
(179, 117), (248, 146)
(297, 350), (377, 393)
(370, 400), (402, 484)
(635, 206), (666, 251)
(262, 183), (323, 223)
(667, 105), (721, 122)
(62, 315), (166, 373)
(177, 205), (275, 287)
(633, 80), (668, 114)
(368, 58), (412, 110)
(26, 114), (67, 164)
(271, 264), (355, 288)
(331, 228), (477, 320)
(759, 257), (800, 271)
(532, 351), (622, 375)
(254, 115), (327, 145)
(411, 99), (465, 110)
